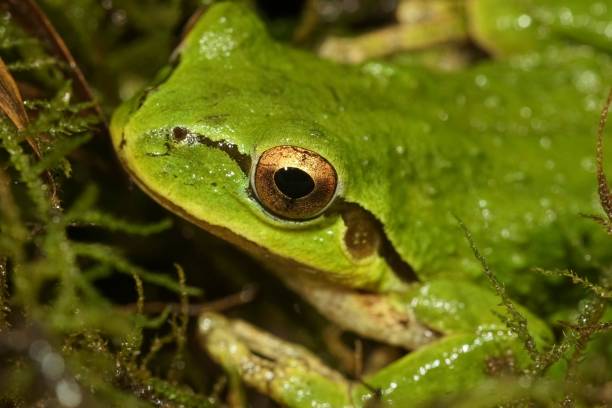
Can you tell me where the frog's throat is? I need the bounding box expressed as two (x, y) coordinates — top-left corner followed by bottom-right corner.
(120, 128), (418, 288)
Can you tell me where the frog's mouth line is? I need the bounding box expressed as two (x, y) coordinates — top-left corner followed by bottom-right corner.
(124, 127), (419, 288)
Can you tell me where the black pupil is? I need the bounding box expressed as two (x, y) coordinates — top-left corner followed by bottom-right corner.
(273, 167), (315, 199)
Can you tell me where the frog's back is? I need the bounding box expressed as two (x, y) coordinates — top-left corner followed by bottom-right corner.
(234, 13), (612, 299)
(367, 49), (612, 299)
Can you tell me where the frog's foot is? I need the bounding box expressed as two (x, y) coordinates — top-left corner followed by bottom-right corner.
(353, 330), (528, 406)
(198, 312), (354, 407)
(318, 0), (468, 63)
(199, 312), (532, 407)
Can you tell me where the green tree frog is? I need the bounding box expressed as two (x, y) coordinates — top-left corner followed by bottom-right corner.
(110, 1), (612, 406)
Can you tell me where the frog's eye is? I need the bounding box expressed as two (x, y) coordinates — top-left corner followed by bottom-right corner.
(252, 146), (338, 220)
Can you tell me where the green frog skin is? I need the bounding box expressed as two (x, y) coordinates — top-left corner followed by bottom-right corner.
(110, 1), (612, 406)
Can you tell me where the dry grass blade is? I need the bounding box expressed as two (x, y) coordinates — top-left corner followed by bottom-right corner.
(0, 57), (28, 131)
(595, 88), (612, 230)
(0, 56), (60, 207)
(5, 0), (105, 125)
(0, 55), (45, 161)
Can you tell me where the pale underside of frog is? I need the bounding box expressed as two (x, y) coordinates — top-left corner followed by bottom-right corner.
(110, 1), (612, 406)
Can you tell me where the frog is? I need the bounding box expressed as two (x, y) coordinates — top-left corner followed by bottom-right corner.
(110, 1), (612, 406)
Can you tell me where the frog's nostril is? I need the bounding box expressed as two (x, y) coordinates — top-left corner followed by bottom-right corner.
(273, 167), (315, 199)
(172, 126), (188, 141)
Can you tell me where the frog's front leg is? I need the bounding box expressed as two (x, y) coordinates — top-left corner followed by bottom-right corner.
(198, 279), (551, 407)
(198, 312), (354, 407)
(199, 311), (532, 407)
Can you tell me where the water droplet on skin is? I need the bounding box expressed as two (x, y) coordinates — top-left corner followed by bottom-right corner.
(530, 118), (545, 131)
(199, 29), (237, 59)
(481, 208), (491, 220)
(559, 7), (574, 25)
(383, 382), (398, 395)
(484, 96), (499, 108)
(584, 95), (599, 111)
(540, 198), (551, 208)
(590, 3), (607, 16)
(516, 14), (532, 29)
(520, 106), (533, 118)
(539, 137), (551, 149)
(575, 70), (600, 93)
(474, 74), (488, 88)
(605, 23), (612, 39)
(361, 62), (395, 79)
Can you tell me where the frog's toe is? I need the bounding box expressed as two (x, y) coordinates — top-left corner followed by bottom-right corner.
(198, 312), (353, 408)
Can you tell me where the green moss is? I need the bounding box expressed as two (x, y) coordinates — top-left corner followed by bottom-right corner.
(0, 7), (213, 406)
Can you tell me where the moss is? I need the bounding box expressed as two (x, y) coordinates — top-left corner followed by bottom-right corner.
(0, 5), (214, 406)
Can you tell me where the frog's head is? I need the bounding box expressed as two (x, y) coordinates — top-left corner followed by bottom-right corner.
(110, 2), (420, 291)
